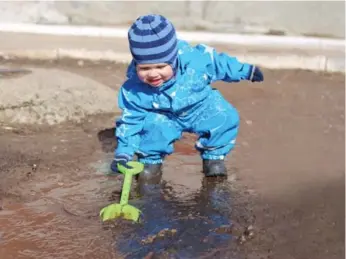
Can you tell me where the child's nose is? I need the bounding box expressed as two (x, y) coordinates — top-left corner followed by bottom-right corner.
(148, 69), (159, 77)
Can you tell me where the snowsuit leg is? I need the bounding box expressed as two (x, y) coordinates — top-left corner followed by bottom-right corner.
(136, 111), (182, 164)
(192, 90), (240, 160)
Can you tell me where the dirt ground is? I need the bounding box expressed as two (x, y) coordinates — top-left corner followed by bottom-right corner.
(0, 59), (344, 259)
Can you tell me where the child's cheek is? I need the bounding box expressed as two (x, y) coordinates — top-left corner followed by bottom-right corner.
(137, 71), (146, 82)
(163, 69), (174, 81)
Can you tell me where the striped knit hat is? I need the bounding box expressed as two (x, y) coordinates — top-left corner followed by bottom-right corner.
(128, 14), (178, 67)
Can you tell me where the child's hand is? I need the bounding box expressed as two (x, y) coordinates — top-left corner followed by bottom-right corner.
(249, 65), (264, 82)
(111, 154), (133, 173)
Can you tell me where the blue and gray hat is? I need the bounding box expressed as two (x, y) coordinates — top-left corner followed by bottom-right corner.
(128, 14), (178, 67)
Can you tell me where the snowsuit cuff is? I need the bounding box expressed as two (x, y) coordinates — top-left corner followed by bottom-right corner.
(202, 154), (226, 160)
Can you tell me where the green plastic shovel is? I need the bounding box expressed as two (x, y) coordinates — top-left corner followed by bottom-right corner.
(100, 161), (144, 222)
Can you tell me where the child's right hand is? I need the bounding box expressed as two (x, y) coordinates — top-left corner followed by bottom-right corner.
(110, 154), (133, 173)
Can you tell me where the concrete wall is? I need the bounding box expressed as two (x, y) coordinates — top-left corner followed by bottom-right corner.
(0, 1), (344, 38)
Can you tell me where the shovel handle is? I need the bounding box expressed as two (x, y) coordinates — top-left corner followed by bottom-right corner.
(120, 172), (132, 205)
(117, 161), (144, 205)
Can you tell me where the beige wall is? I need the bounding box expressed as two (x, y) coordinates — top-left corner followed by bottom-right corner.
(0, 1), (344, 38)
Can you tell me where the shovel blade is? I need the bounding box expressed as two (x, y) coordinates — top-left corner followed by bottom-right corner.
(100, 203), (141, 222)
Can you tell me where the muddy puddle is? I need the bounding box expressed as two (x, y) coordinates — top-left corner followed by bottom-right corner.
(0, 176), (250, 259)
(96, 129), (251, 257)
(104, 177), (252, 259)
(0, 137), (252, 259)
(0, 203), (116, 259)
(0, 174), (118, 259)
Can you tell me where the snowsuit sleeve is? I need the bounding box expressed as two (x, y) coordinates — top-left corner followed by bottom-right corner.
(195, 43), (253, 83)
(115, 84), (146, 158)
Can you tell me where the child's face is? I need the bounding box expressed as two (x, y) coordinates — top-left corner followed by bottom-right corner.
(136, 63), (174, 87)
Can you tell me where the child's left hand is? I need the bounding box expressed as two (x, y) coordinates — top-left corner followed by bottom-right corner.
(249, 66), (264, 82)
(110, 154), (133, 174)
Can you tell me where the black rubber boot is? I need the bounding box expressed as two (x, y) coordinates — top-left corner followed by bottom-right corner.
(138, 163), (163, 184)
(136, 163), (163, 196)
(203, 159), (227, 177)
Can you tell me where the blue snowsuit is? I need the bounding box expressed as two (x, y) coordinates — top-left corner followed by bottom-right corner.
(115, 40), (253, 164)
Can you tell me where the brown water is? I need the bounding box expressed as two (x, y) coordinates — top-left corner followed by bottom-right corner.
(0, 174), (249, 259)
(0, 177), (118, 259)
(106, 178), (247, 258)
(0, 136), (251, 259)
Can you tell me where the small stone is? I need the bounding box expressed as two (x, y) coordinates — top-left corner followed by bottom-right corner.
(77, 60), (84, 66)
(245, 120), (253, 125)
(244, 225), (255, 239)
(238, 235), (247, 244)
(248, 231), (255, 238)
(246, 225), (254, 231)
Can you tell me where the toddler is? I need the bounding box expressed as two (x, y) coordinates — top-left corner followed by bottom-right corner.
(111, 14), (264, 184)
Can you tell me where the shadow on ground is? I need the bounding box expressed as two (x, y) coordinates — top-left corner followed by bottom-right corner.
(97, 127), (117, 153)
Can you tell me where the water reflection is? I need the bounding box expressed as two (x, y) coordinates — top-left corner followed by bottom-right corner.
(109, 177), (239, 258)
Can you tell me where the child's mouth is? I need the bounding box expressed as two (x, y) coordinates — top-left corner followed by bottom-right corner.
(148, 78), (162, 86)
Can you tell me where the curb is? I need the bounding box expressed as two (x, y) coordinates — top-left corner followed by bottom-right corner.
(0, 49), (344, 73)
(0, 23), (344, 51)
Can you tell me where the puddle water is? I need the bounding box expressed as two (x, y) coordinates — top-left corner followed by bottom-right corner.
(0, 168), (119, 259)
(105, 178), (245, 259)
(0, 202), (117, 259)
(1, 153), (249, 259)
